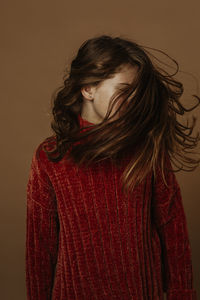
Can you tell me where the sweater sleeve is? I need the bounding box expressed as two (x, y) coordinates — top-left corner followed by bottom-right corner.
(26, 146), (59, 300)
(152, 154), (197, 300)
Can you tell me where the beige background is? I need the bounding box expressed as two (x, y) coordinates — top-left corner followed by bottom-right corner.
(0, 0), (200, 299)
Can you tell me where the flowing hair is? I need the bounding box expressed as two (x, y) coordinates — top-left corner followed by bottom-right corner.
(42, 34), (200, 195)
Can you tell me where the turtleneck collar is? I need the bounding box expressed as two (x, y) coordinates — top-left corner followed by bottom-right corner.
(78, 114), (96, 127)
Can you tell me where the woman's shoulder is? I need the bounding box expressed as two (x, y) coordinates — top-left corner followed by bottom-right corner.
(32, 135), (57, 166)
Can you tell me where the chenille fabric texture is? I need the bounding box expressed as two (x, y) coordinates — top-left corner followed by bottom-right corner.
(26, 114), (197, 300)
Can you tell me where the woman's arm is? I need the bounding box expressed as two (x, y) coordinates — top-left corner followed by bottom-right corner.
(26, 147), (59, 300)
(152, 154), (197, 300)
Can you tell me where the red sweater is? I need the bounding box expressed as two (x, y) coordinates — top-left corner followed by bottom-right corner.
(26, 114), (197, 300)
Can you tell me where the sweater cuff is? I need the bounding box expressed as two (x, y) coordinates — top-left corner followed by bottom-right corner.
(166, 289), (197, 300)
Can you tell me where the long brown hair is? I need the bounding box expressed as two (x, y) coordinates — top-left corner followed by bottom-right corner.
(42, 34), (200, 195)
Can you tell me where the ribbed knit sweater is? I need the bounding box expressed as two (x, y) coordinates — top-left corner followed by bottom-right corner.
(26, 114), (197, 300)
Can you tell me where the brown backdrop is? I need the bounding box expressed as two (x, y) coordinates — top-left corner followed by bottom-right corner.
(0, 0), (200, 299)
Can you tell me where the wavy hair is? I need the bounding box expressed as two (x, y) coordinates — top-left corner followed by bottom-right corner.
(42, 34), (200, 195)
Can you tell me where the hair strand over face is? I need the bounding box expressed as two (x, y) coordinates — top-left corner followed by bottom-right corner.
(41, 34), (200, 196)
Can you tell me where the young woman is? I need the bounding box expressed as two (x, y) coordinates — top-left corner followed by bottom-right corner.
(26, 35), (200, 299)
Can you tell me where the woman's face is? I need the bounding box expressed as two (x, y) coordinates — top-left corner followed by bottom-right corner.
(81, 64), (139, 124)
